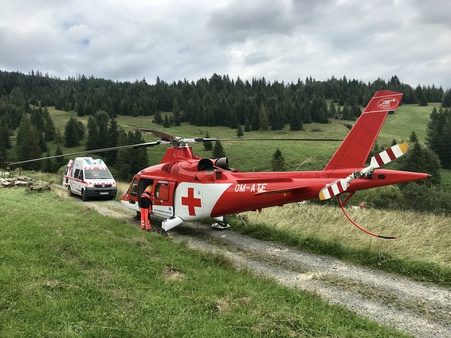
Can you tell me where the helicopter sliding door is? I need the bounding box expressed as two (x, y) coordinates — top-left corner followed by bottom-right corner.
(150, 180), (176, 218)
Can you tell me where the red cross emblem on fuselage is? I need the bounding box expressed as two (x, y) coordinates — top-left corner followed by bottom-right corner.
(181, 187), (202, 216)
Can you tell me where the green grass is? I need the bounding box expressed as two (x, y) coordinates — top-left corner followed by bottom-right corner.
(0, 187), (410, 337)
(376, 103), (439, 146)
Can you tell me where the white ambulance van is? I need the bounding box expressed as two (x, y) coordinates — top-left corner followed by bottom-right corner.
(64, 157), (117, 201)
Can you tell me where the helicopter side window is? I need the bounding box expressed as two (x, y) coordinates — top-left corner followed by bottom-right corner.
(155, 183), (170, 201)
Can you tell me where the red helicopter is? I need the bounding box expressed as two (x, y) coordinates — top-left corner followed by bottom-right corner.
(119, 90), (429, 238)
(8, 90), (430, 239)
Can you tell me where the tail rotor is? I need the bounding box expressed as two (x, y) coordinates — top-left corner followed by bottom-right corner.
(319, 142), (409, 200)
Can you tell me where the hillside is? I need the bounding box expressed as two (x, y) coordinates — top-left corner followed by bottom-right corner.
(40, 102), (439, 172)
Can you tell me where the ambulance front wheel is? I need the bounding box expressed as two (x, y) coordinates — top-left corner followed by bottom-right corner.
(81, 189), (88, 202)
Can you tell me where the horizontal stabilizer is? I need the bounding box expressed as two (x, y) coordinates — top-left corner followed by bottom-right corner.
(254, 186), (308, 196)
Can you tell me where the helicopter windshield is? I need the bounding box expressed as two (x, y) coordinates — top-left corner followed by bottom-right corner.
(84, 169), (113, 179)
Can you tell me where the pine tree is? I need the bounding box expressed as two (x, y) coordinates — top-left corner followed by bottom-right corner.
(115, 130), (149, 180)
(398, 142), (441, 186)
(64, 117), (85, 147)
(203, 132), (213, 151)
(442, 89), (451, 108)
(419, 92), (428, 106)
(16, 116), (31, 163)
(301, 99), (312, 124)
(236, 125), (244, 137)
(43, 107), (56, 141)
(328, 99), (337, 119)
(104, 119), (119, 165)
(9, 87), (25, 107)
(95, 110), (110, 149)
(244, 117), (251, 132)
(86, 116), (99, 150)
(271, 148), (286, 171)
(289, 102), (303, 131)
(212, 140), (226, 158)
(251, 110), (260, 131)
(409, 131), (418, 143)
(54, 128), (63, 144)
(163, 115), (171, 128)
(259, 104), (270, 131)
(229, 111), (239, 129)
(426, 107), (451, 169)
(16, 117), (43, 170)
(54, 143), (66, 170)
(0, 117), (10, 166)
(42, 150), (54, 173)
(342, 103), (351, 120)
(153, 111), (163, 124)
(173, 110), (181, 126)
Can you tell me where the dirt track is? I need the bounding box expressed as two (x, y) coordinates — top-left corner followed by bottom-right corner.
(84, 198), (451, 338)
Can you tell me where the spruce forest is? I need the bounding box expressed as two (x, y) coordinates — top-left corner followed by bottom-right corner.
(1, 70), (451, 214)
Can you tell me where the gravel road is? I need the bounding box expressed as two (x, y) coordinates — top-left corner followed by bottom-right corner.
(84, 198), (451, 338)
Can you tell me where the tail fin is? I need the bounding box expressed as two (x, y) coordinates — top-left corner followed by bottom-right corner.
(324, 90), (403, 171)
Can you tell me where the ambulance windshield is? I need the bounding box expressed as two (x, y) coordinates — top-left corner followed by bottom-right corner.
(85, 169), (113, 179)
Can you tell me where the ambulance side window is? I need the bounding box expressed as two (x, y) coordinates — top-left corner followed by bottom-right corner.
(79, 171), (84, 180)
(130, 178), (138, 197)
(74, 169), (80, 179)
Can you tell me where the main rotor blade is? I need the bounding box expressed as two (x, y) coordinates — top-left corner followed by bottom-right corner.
(7, 141), (161, 166)
(194, 137), (343, 142)
(139, 129), (177, 142)
(139, 129), (341, 143)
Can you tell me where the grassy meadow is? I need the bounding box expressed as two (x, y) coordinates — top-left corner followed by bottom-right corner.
(0, 187), (411, 337)
(2, 98), (450, 337)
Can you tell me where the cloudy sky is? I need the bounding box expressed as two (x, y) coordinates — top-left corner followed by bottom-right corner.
(1, 0), (450, 89)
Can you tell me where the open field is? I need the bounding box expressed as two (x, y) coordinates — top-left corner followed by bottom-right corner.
(0, 187), (411, 337)
(2, 101), (450, 336)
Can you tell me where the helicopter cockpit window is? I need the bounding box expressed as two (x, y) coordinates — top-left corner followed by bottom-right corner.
(155, 183), (170, 201)
(130, 178), (138, 197)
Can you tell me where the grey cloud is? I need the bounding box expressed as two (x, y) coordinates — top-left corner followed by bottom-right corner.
(0, 0), (449, 88)
(207, 0), (299, 44)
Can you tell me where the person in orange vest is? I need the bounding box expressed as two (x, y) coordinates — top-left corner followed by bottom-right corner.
(140, 185), (153, 231)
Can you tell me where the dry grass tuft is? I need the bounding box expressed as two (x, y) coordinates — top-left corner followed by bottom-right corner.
(164, 266), (186, 282)
(242, 203), (451, 268)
